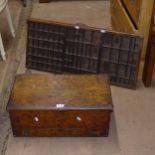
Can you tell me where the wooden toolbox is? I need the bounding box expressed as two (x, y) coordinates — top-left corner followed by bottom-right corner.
(7, 74), (113, 137)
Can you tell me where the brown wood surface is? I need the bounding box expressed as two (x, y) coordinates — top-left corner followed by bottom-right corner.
(12, 127), (110, 137)
(8, 73), (112, 137)
(121, 0), (142, 27)
(143, 41), (155, 86)
(142, 1), (155, 87)
(10, 110), (110, 128)
(7, 74), (112, 110)
(10, 110), (111, 137)
(111, 0), (136, 33)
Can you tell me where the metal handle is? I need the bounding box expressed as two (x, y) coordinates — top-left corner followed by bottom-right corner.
(34, 116), (39, 122)
(76, 116), (82, 122)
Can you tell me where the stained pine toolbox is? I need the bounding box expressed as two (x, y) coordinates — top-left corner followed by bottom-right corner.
(7, 73), (113, 137)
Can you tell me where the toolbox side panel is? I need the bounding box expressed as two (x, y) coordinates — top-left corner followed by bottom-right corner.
(9, 110), (111, 137)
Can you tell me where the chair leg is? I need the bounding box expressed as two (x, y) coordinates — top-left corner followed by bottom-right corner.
(0, 33), (6, 61)
(4, 5), (15, 38)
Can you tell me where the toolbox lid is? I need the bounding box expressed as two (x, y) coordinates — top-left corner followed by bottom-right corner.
(7, 73), (113, 111)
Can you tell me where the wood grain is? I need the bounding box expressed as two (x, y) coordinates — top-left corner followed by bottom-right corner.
(111, 0), (136, 33)
(10, 110), (111, 137)
(8, 73), (112, 137)
(7, 74), (112, 110)
(142, 1), (155, 87)
(121, 0), (142, 27)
